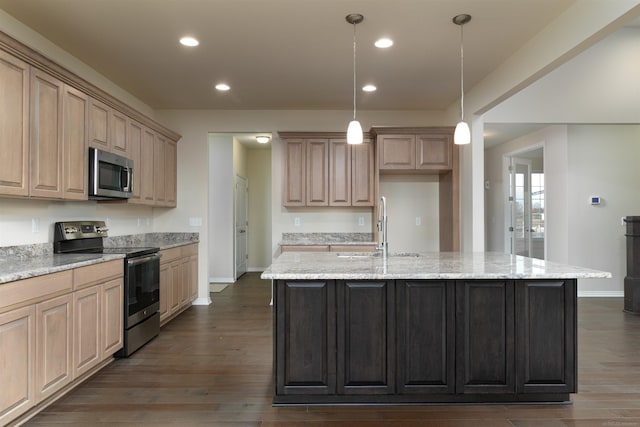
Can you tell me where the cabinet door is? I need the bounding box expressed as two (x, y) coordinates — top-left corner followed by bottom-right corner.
(283, 139), (306, 206)
(0, 51), (29, 197)
(397, 280), (455, 394)
(170, 261), (181, 314)
(73, 285), (101, 377)
(127, 119), (143, 202)
(180, 257), (190, 308)
(0, 306), (35, 426)
(154, 134), (167, 205)
(165, 140), (177, 207)
(337, 280), (395, 395)
(516, 279), (576, 394)
(189, 254), (198, 301)
(351, 139), (375, 206)
(275, 280), (336, 395)
(306, 139), (329, 206)
(102, 278), (124, 358)
(35, 293), (73, 401)
(329, 139), (351, 206)
(30, 69), (63, 199)
(416, 134), (452, 170)
(456, 280), (515, 394)
(378, 135), (415, 170)
(159, 262), (171, 323)
(88, 98), (110, 150)
(110, 110), (128, 155)
(62, 85), (88, 200)
(140, 127), (156, 204)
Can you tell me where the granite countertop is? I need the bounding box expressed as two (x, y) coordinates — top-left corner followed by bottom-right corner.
(280, 232), (377, 246)
(0, 232), (199, 285)
(261, 251), (612, 280)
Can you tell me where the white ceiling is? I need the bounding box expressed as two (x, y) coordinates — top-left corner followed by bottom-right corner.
(0, 0), (575, 113)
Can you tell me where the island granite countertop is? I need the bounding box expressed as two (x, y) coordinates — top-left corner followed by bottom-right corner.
(261, 251), (612, 280)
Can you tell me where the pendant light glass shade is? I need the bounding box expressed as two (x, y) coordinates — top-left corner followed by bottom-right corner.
(454, 121), (471, 145)
(453, 14), (471, 145)
(346, 14), (364, 144)
(347, 120), (363, 145)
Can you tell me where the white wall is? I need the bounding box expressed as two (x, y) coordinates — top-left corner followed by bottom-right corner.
(567, 125), (640, 295)
(379, 175), (439, 253)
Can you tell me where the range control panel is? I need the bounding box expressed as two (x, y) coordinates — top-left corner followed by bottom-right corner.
(54, 221), (109, 241)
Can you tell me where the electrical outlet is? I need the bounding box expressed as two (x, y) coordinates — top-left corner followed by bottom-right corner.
(415, 217), (421, 226)
(358, 216), (365, 226)
(294, 217), (301, 226)
(189, 217), (202, 227)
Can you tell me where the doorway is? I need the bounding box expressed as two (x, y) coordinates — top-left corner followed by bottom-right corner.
(235, 175), (248, 279)
(504, 147), (544, 260)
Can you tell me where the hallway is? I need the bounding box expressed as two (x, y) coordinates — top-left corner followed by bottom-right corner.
(25, 273), (640, 426)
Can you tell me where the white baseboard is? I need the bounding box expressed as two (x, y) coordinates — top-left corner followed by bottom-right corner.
(577, 291), (624, 298)
(192, 296), (212, 306)
(209, 276), (235, 284)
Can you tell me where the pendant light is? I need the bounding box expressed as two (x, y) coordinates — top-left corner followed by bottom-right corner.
(453, 14), (472, 145)
(346, 13), (364, 145)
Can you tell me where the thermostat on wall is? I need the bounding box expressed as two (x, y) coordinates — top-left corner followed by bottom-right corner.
(590, 196), (601, 205)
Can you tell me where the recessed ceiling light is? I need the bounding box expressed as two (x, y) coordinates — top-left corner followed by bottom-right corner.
(179, 37), (199, 47)
(256, 136), (271, 144)
(362, 85), (377, 92)
(215, 83), (231, 91)
(375, 38), (393, 48)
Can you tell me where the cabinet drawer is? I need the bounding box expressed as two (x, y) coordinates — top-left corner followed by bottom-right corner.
(0, 270), (72, 312)
(73, 260), (122, 290)
(160, 247), (182, 264)
(181, 243), (198, 257)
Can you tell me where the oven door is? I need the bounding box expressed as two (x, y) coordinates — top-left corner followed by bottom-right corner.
(124, 253), (160, 328)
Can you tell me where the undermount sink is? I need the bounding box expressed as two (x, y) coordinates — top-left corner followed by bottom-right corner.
(336, 252), (421, 258)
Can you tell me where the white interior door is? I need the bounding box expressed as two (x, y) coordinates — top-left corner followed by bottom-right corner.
(234, 175), (248, 279)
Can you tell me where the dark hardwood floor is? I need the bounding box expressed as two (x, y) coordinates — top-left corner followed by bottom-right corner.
(25, 273), (640, 426)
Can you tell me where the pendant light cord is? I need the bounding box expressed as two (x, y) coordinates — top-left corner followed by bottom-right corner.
(459, 23), (464, 122)
(352, 22), (357, 120)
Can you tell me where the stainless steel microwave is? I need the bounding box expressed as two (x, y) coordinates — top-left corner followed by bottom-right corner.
(88, 147), (133, 200)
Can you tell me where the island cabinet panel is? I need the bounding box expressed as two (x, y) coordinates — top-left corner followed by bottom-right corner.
(396, 280), (455, 394)
(336, 280), (395, 395)
(275, 280), (336, 395)
(516, 279), (576, 394)
(455, 280), (515, 394)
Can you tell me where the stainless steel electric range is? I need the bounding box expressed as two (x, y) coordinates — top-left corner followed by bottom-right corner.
(54, 220), (160, 357)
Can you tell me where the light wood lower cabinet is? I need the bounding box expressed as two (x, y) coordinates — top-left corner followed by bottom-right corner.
(0, 306), (35, 426)
(0, 260), (123, 426)
(35, 293), (73, 402)
(159, 244), (199, 326)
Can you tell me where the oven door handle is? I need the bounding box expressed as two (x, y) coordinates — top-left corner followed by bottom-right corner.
(127, 253), (160, 266)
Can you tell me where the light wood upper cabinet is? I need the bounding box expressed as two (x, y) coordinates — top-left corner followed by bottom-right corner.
(306, 139), (329, 206)
(283, 139), (306, 207)
(30, 68), (64, 199)
(110, 109), (128, 155)
(154, 133), (167, 205)
(0, 306), (35, 426)
(376, 131), (452, 172)
(329, 139), (351, 206)
(165, 140), (177, 207)
(416, 134), (452, 170)
(0, 51), (29, 197)
(88, 98), (109, 150)
(62, 85), (88, 200)
(35, 293), (73, 402)
(126, 119), (143, 202)
(378, 134), (415, 170)
(282, 133), (374, 208)
(140, 127), (156, 205)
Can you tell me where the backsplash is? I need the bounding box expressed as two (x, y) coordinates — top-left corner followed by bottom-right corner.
(281, 232), (374, 244)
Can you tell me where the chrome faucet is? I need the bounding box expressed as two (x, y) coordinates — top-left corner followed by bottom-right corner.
(376, 196), (388, 259)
